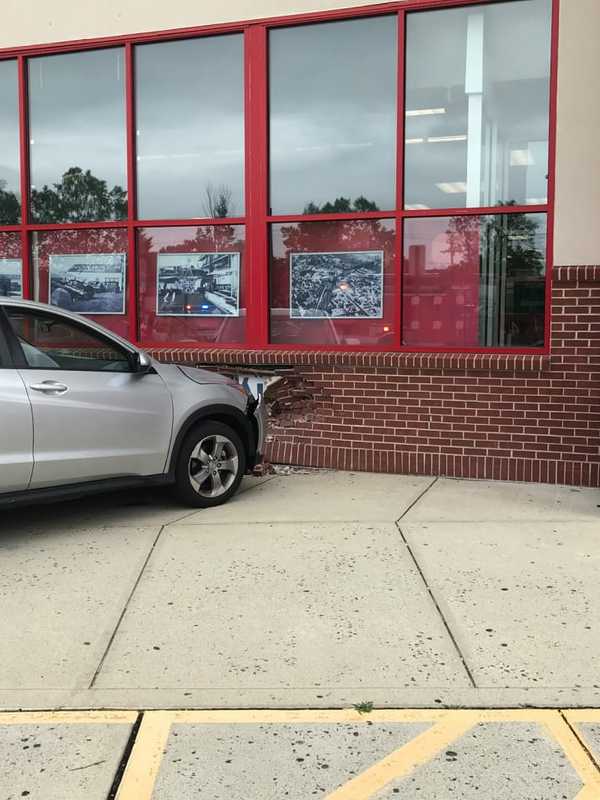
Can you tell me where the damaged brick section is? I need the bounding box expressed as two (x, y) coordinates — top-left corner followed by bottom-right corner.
(190, 362), (318, 424)
(148, 265), (600, 487)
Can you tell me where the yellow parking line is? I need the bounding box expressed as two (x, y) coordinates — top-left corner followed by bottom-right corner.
(543, 713), (600, 800)
(323, 712), (478, 799)
(115, 711), (173, 800)
(166, 709), (450, 725)
(0, 710), (136, 725)
(564, 710), (600, 724)
(2, 708), (598, 799)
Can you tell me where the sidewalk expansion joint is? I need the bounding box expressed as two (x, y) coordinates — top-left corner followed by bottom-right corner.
(396, 476), (438, 522)
(107, 712), (143, 800)
(88, 525), (167, 689)
(396, 520), (477, 689)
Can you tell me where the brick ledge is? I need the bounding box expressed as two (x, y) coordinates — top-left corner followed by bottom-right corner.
(148, 346), (550, 373)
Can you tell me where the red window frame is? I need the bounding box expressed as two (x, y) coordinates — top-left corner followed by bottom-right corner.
(0, 0), (560, 355)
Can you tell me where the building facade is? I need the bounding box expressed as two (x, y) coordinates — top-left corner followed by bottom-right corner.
(1, 0), (599, 485)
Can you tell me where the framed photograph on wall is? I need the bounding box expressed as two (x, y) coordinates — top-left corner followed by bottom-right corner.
(49, 253), (127, 314)
(0, 258), (23, 298)
(290, 250), (384, 319)
(156, 252), (240, 317)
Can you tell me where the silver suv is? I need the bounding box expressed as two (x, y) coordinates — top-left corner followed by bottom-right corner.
(0, 299), (266, 508)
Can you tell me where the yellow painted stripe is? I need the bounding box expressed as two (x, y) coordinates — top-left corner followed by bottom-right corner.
(0, 710), (137, 725)
(322, 713), (478, 800)
(166, 709), (449, 725)
(564, 710), (600, 724)
(115, 711), (173, 800)
(543, 712), (600, 800)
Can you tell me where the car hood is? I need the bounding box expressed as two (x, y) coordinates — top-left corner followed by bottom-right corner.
(176, 365), (235, 385)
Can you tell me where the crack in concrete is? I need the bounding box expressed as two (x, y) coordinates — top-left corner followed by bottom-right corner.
(88, 527), (167, 689)
(396, 520), (477, 689)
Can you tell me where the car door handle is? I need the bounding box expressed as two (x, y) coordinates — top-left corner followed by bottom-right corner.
(29, 381), (69, 395)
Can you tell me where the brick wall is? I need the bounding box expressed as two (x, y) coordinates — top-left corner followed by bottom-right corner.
(149, 264), (600, 487)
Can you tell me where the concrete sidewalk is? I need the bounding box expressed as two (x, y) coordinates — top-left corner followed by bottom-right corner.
(1, 470), (599, 711)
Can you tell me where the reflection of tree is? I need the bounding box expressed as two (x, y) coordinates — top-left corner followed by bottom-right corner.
(31, 167), (127, 223)
(441, 208), (545, 347)
(443, 209), (545, 276)
(203, 183), (234, 218)
(303, 196), (380, 214)
(484, 212), (545, 277)
(0, 180), (20, 225)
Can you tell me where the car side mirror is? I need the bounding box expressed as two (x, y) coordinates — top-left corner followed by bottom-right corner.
(133, 350), (153, 374)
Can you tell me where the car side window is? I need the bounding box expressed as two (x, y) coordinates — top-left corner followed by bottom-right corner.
(5, 308), (132, 372)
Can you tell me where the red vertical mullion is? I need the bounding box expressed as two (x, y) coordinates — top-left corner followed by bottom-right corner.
(244, 25), (269, 347)
(124, 43), (139, 344)
(544, 0), (560, 354)
(17, 55), (32, 299)
(394, 11), (406, 351)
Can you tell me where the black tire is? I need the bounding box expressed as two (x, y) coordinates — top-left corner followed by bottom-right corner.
(172, 421), (246, 508)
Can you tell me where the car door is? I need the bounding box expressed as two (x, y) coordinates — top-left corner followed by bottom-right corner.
(3, 305), (173, 489)
(0, 311), (34, 493)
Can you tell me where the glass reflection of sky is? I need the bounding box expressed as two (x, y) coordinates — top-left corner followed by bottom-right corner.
(270, 16), (397, 215)
(28, 49), (127, 195)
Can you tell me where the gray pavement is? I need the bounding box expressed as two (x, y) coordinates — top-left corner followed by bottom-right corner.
(2, 471), (600, 798)
(1, 472), (599, 709)
(1, 714), (134, 800)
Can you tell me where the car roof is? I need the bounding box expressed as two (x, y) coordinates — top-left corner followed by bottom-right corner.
(0, 297), (139, 353)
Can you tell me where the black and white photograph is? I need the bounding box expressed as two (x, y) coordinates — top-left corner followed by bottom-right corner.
(0, 259), (23, 298)
(290, 250), (384, 319)
(157, 252), (240, 316)
(49, 253), (126, 314)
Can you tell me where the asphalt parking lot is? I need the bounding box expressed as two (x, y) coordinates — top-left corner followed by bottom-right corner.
(2, 470), (600, 798)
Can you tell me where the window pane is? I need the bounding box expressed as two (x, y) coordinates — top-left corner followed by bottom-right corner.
(136, 35), (244, 220)
(270, 17), (397, 215)
(403, 213), (546, 348)
(6, 308), (131, 371)
(33, 228), (129, 339)
(0, 61), (20, 225)
(0, 232), (23, 297)
(270, 219), (395, 346)
(138, 225), (245, 344)
(29, 49), (127, 223)
(405, 0), (551, 210)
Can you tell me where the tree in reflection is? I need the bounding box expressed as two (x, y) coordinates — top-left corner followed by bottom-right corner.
(30, 167), (127, 223)
(443, 209), (545, 276)
(0, 180), (21, 225)
(203, 183), (234, 218)
(303, 196), (380, 214)
(440, 208), (545, 346)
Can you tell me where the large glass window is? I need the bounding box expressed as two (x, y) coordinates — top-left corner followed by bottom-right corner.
(33, 228), (129, 338)
(403, 213), (546, 348)
(136, 35), (244, 220)
(28, 49), (127, 223)
(0, 60), (20, 224)
(270, 219), (396, 346)
(404, 0), (551, 210)
(138, 225), (246, 344)
(5, 0), (554, 353)
(269, 17), (397, 215)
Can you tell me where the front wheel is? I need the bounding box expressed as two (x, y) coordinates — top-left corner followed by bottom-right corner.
(173, 421), (246, 508)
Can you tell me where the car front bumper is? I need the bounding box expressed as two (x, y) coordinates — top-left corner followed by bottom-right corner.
(247, 394), (268, 465)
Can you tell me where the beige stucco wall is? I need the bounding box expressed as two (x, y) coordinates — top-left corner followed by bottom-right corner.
(554, 0), (600, 265)
(2, 0), (599, 266)
(2, 0), (395, 45)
